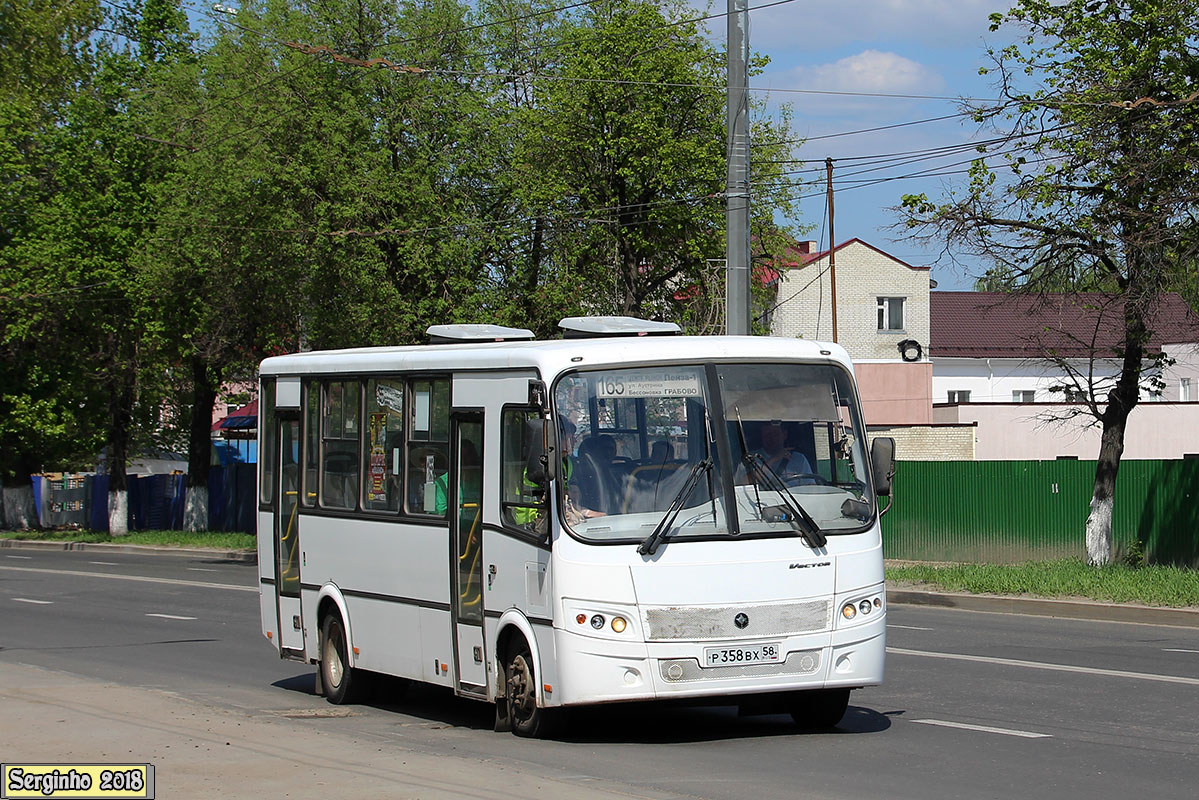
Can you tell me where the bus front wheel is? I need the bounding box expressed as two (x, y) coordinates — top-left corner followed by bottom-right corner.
(320, 613), (362, 705)
(505, 640), (560, 738)
(789, 688), (850, 729)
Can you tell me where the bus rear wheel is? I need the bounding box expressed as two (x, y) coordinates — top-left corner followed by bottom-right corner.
(505, 640), (560, 738)
(789, 688), (850, 729)
(320, 613), (363, 705)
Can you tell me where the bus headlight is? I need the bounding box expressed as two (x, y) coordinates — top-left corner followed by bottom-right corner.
(564, 601), (638, 639)
(838, 591), (884, 628)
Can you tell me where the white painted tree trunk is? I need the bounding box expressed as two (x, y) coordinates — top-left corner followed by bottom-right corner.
(1084, 493), (1113, 566)
(184, 485), (209, 532)
(108, 489), (128, 536)
(2, 483), (39, 530)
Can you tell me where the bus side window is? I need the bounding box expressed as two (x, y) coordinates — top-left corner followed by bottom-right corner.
(501, 408), (547, 530)
(363, 378), (404, 512)
(302, 379), (319, 507)
(321, 380), (360, 510)
(259, 379), (275, 505)
(407, 378), (449, 515)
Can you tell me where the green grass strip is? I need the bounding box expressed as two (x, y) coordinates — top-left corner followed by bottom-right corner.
(0, 529), (254, 550)
(887, 558), (1199, 608)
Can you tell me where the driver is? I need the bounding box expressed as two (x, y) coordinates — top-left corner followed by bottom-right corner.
(750, 421), (812, 480)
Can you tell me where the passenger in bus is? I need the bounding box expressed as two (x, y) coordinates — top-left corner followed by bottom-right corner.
(649, 440), (674, 464)
(433, 440), (482, 516)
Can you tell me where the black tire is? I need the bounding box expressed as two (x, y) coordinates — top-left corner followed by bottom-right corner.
(505, 639), (561, 738)
(789, 688), (850, 729)
(320, 613), (363, 705)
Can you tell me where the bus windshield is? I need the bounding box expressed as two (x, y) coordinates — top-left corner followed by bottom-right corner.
(553, 362), (873, 544)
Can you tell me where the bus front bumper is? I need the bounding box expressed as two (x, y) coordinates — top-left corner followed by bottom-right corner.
(551, 616), (885, 707)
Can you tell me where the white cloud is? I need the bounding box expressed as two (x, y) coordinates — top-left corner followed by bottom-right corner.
(771, 49), (944, 96)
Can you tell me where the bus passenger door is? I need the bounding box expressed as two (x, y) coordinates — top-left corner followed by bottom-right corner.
(274, 414), (305, 656)
(451, 414), (487, 695)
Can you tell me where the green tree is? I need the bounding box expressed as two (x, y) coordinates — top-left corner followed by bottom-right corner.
(901, 0), (1199, 564)
(0, 0), (104, 527)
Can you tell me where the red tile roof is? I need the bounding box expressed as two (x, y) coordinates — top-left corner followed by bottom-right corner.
(778, 239), (931, 272)
(211, 398), (258, 432)
(929, 292), (1199, 358)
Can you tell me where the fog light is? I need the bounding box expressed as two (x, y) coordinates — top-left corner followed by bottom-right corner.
(611, 616), (627, 633)
(590, 614), (605, 629)
(859, 599), (872, 614)
(841, 603), (856, 620)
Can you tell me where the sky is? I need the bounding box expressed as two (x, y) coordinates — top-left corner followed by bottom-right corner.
(184, 0), (1017, 291)
(704, 0), (1016, 291)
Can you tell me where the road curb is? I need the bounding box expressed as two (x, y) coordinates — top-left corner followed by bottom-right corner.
(3, 537), (1193, 626)
(888, 587), (1199, 628)
(0, 537), (256, 563)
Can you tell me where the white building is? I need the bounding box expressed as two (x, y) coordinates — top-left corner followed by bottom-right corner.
(768, 241), (1199, 460)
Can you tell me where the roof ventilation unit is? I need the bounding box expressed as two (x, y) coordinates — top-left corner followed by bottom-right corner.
(426, 324), (536, 344)
(558, 316), (681, 338)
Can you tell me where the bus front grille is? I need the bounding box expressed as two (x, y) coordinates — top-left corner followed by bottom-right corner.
(658, 650), (822, 683)
(643, 600), (831, 641)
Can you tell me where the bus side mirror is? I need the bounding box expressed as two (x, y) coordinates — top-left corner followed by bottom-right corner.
(870, 437), (895, 497)
(525, 418), (558, 486)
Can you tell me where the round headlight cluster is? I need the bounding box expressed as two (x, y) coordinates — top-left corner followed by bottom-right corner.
(576, 612), (629, 634)
(840, 594), (884, 622)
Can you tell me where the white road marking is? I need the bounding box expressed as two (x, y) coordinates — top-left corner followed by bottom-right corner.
(146, 613), (197, 621)
(89, 561), (120, 566)
(5, 555), (33, 560)
(888, 624), (934, 631)
(889, 647), (1199, 687)
(187, 567), (218, 572)
(1163, 648), (1199, 654)
(0, 565), (256, 593)
(913, 719), (1052, 739)
(13, 598), (53, 605)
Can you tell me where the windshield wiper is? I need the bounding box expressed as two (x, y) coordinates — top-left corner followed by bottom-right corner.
(743, 453), (827, 549)
(638, 458), (712, 556)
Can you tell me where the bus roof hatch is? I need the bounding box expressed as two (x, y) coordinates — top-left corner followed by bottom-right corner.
(558, 316), (681, 338)
(426, 324), (536, 344)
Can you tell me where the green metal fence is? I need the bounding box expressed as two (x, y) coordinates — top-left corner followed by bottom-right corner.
(880, 460), (1199, 567)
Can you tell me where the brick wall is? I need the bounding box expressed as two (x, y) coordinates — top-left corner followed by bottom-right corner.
(870, 424), (976, 461)
(771, 240), (932, 363)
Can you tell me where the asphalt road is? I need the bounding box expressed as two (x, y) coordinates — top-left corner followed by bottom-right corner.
(3, 548), (1198, 800)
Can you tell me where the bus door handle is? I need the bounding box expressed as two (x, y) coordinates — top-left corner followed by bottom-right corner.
(488, 564), (496, 588)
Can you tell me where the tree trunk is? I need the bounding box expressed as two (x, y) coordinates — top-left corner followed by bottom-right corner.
(107, 375), (134, 537)
(1083, 292), (1147, 565)
(185, 355), (218, 532)
(1084, 423), (1123, 565)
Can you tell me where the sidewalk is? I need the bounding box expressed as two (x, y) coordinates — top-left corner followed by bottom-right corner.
(0, 662), (670, 800)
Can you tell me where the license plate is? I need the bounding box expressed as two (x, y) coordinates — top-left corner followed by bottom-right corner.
(703, 642), (782, 667)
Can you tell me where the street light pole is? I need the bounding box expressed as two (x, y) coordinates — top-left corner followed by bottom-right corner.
(725, 0), (751, 336)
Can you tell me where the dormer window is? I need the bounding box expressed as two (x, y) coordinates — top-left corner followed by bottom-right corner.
(877, 297), (905, 331)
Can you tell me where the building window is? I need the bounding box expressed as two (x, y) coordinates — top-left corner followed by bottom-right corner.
(1182, 378), (1192, 402)
(1012, 390), (1035, 403)
(876, 297), (905, 331)
(947, 390), (970, 404)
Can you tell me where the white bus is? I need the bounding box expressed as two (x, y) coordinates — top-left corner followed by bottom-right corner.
(257, 317), (894, 737)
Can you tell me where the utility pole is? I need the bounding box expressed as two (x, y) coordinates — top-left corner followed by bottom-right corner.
(725, 0), (751, 335)
(826, 158), (838, 343)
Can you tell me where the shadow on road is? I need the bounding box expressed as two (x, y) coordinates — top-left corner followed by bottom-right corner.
(271, 671), (893, 742)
